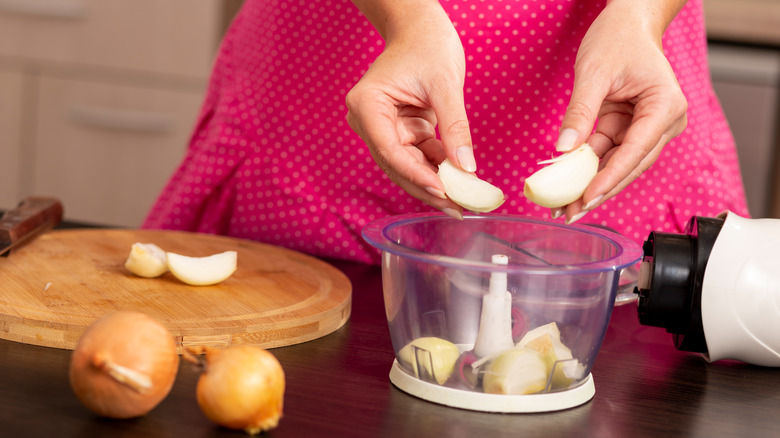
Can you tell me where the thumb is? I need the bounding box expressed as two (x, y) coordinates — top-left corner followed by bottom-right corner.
(556, 77), (605, 152)
(431, 88), (476, 172)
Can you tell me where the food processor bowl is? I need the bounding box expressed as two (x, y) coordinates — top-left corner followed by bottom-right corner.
(362, 213), (642, 412)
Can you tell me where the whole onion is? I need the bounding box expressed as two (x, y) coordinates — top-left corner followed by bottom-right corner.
(189, 344), (285, 435)
(69, 311), (180, 419)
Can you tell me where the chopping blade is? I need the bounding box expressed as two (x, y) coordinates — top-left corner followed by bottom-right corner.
(0, 196), (64, 257)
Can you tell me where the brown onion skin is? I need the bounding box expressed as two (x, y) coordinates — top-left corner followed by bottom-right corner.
(196, 344), (285, 434)
(69, 311), (180, 419)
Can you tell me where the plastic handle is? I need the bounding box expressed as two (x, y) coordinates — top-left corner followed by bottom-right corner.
(67, 105), (175, 134)
(0, 0), (86, 19)
(0, 196), (64, 257)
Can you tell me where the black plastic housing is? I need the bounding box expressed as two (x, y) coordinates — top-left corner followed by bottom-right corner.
(634, 216), (725, 353)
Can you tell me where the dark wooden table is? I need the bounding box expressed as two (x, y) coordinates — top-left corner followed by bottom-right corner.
(2, 226), (779, 437)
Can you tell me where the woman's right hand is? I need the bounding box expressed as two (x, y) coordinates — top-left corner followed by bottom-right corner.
(346, 1), (475, 219)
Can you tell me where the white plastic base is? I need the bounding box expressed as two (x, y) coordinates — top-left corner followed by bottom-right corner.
(389, 359), (595, 413)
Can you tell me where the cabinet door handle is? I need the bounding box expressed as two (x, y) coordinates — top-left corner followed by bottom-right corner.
(0, 0), (86, 19)
(67, 105), (176, 134)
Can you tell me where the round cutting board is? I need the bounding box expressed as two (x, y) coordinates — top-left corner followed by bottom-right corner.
(0, 229), (351, 351)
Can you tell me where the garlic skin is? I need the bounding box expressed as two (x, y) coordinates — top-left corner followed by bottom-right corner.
(398, 337), (461, 385)
(523, 144), (599, 208)
(125, 243), (168, 278)
(437, 159), (505, 213)
(166, 251), (238, 286)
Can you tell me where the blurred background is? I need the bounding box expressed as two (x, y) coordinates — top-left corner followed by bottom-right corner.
(0, 0), (779, 226)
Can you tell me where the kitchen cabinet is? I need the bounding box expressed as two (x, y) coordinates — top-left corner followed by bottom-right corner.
(709, 44), (780, 218)
(0, 65), (24, 209)
(32, 76), (206, 226)
(704, 0), (780, 218)
(0, 0), (242, 226)
(704, 0), (780, 47)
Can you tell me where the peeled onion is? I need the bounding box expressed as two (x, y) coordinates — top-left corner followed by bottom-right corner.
(189, 344), (285, 435)
(69, 311), (180, 419)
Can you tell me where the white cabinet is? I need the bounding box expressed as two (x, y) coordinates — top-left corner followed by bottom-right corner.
(0, 0), (240, 226)
(32, 75), (205, 226)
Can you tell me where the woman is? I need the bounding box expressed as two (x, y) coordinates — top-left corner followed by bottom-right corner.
(143, 0), (748, 264)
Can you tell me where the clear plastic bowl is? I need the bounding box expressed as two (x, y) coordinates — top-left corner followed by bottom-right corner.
(362, 213), (642, 406)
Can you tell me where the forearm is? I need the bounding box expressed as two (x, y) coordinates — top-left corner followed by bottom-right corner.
(350, 0), (449, 41)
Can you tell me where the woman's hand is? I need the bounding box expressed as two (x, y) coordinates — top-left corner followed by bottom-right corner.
(346, 1), (474, 219)
(554, 0), (689, 223)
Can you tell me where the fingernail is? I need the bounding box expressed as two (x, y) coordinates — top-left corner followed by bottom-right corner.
(583, 195), (603, 211)
(551, 208), (564, 220)
(442, 208), (463, 220)
(456, 146), (477, 172)
(426, 186), (447, 200)
(566, 210), (588, 225)
(555, 128), (579, 152)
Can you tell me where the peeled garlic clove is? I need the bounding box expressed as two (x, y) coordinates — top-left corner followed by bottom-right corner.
(521, 333), (577, 389)
(437, 159), (505, 213)
(482, 347), (548, 395)
(398, 337), (461, 385)
(125, 243), (168, 278)
(166, 251), (238, 286)
(523, 144), (599, 208)
(516, 322), (584, 389)
(516, 321), (562, 348)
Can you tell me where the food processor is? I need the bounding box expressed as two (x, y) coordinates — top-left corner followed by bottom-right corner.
(635, 211), (780, 366)
(363, 213), (643, 413)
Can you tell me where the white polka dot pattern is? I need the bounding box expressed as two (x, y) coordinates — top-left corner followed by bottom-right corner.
(143, 0), (748, 264)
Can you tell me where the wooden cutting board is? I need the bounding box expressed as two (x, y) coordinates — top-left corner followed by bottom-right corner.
(0, 229), (351, 351)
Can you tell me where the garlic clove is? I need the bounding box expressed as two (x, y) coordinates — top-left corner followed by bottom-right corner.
(516, 322), (584, 389)
(398, 337), (461, 385)
(516, 321), (562, 348)
(482, 347), (548, 395)
(125, 243), (168, 278)
(437, 159), (505, 213)
(166, 251), (238, 286)
(521, 333), (577, 389)
(523, 144), (599, 208)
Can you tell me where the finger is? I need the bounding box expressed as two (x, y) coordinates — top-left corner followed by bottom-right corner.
(556, 74), (609, 152)
(428, 84), (476, 172)
(395, 108), (446, 165)
(396, 106), (437, 145)
(588, 102), (634, 154)
(584, 98), (686, 204)
(347, 91), (449, 203)
(584, 132), (669, 213)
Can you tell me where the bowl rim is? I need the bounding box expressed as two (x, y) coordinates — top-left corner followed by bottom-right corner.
(362, 212), (643, 275)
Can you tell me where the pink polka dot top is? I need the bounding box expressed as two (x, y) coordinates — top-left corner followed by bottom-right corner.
(142, 0), (749, 264)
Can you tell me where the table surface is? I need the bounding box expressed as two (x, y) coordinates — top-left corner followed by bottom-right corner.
(2, 227), (780, 438)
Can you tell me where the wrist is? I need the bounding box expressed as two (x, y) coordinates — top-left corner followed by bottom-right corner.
(604, 0), (687, 41)
(352, 0), (450, 42)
